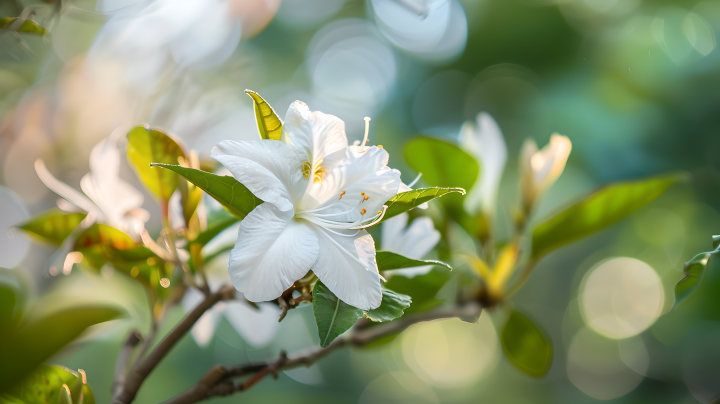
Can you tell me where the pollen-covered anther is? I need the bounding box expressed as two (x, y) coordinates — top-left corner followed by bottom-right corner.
(362, 195), (370, 203)
(376, 210), (382, 215)
(338, 190), (346, 200)
(360, 208), (367, 215)
(377, 145), (383, 148)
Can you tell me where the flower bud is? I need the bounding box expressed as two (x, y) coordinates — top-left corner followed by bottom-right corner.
(520, 134), (572, 213)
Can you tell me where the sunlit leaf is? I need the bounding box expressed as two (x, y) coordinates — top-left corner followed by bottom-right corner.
(14, 210), (87, 247)
(127, 125), (186, 202)
(383, 267), (450, 314)
(531, 173), (685, 260)
(0, 17), (48, 35)
(382, 187), (466, 222)
(501, 311), (553, 378)
(674, 238), (720, 307)
(178, 178), (202, 226)
(376, 250), (451, 272)
(312, 280), (363, 348)
(245, 90), (282, 141)
(3, 365), (95, 404)
(150, 164), (263, 219)
(364, 289), (411, 322)
(0, 307), (121, 392)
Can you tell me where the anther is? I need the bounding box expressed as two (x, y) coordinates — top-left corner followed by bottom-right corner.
(361, 208), (367, 215)
(377, 145), (383, 148)
(361, 192), (365, 196)
(362, 195), (370, 202)
(353, 140), (360, 146)
(338, 190), (346, 200)
(376, 210), (382, 215)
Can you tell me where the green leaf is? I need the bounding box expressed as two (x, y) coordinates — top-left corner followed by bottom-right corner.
(178, 178), (202, 226)
(72, 224), (146, 270)
(531, 173), (685, 260)
(376, 250), (451, 272)
(245, 90), (282, 141)
(15, 210), (87, 247)
(501, 311), (553, 378)
(150, 164), (263, 219)
(3, 365), (95, 404)
(0, 284), (17, 331)
(674, 239), (720, 307)
(0, 307), (121, 392)
(312, 280), (363, 348)
(382, 187), (466, 222)
(364, 289), (411, 322)
(127, 125), (186, 202)
(383, 267), (450, 314)
(193, 209), (240, 245)
(0, 18), (48, 35)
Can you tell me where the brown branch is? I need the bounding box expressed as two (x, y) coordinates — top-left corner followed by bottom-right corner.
(112, 330), (141, 397)
(161, 302), (483, 404)
(111, 285), (235, 404)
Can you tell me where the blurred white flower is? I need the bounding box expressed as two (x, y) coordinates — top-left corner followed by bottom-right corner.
(182, 276), (280, 349)
(459, 112), (507, 216)
(34, 131), (149, 240)
(520, 134), (572, 212)
(211, 101), (402, 310)
(381, 212), (440, 277)
(89, 0), (242, 91)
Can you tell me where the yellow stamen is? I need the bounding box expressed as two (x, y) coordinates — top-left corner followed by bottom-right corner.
(360, 192), (365, 196)
(377, 145), (383, 148)
(362, 195), (369, 203)
(338, 190), (346, 200)
(376, 210), (382, 215)
(360, 208), (367, 215)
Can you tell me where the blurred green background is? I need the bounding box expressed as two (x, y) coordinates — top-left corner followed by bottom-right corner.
(2, 0), (720, 402)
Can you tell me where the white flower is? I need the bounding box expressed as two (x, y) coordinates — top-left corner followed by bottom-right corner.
(459, 112), (507, 215)
(35, 131), (149, 239)
(381, 213), (440, 277)
(211, 101), (402, 310)
(182, 275), (280, 349)
(520, 134), (572, 211)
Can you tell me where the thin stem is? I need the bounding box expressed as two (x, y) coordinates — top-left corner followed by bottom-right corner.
(112, 330), (141, 397)
(111, 285), (235, 404)
(161, 302), (482, 404)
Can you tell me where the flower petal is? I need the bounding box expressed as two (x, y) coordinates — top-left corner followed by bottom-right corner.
(228, 203), (319, 302)
(281, 101), (348, 163)
(310, 226), (382, 310)
(223, 300), (280, 349)
(34, 159), (105, 220)
(299, 146), (401, 220)
(380, 212), (408, 251)
(211, 140), (303, 211)
(190, 306), (222, 348)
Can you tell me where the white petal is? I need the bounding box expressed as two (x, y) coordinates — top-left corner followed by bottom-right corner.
(397, 217), (440, 259)
(181, 286), (205, 313)
(381, 212), (408, 252)
(461, 112), (507, 215)
(310, 226), (382, 310)
(34, 159), (104, 220)
(190, 307), (222, 348)
(228, 203), (319, 302)
(80, 173), (144, 227)
(299, 146), (401, 219)
(223, 300), (280, 349)
(281, 101), (348, 163)
(211, 140), (302, 211)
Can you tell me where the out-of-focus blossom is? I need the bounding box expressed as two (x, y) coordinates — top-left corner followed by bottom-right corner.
(182, 275), (280, 349)
(381, 212), (440, 277)
(458, 112), (507, 216)
(89, 0), (243, 91)
(519, 134), (572, 212)
(35, 131), (149, 239)
(211, 101), (402, 310)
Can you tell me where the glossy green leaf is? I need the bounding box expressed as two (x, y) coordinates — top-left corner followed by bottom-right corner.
(404, 137), (479, 191)
(364, 289), (412, 322)
(0, 307), (121, 392)
(246, 90), (282, 141)
(127, 125), (186, 202)
(72, 224), (146, 270)
(501, 311), (553, 378)
(312, 280), (363, 348)
(3, 365), (95, 404)
(382, 187), (466, 222)
(178, 178), (202, 225)
(0, 18), (48, 35)
(383, 267), (450, 314)
(376, 250), (451, 272)
(0, 285), (17, 330)
(151, 164), (263, 218)
(531, 173), (685, 260)
(674, 238), (720, 307)
(193, 209), (240, 245)
(15, 210), (87, 247)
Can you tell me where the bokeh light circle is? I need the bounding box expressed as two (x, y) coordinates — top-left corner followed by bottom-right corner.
(580, 257), (664, 339)
(401, 315), (499, 388)
(359, 372), (438, 404)
(567, 327), (646, 400)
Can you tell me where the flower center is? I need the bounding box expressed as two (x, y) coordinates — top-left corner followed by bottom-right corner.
(301, 153), (327, 183)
